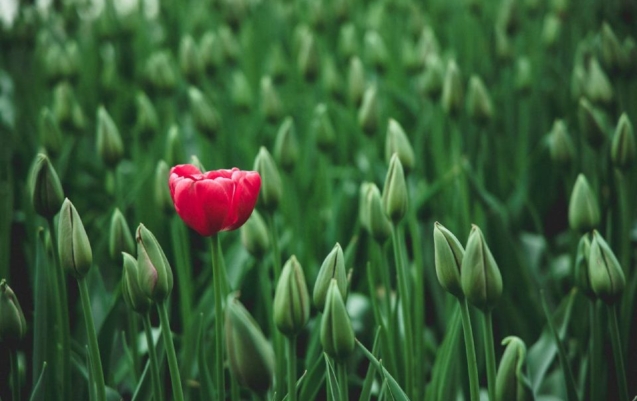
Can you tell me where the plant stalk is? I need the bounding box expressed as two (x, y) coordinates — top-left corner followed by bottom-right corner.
(210, 234), (226, 401)
(158, 301), (185, 401)
(483, 311), (497, 401)
(143, 313), (164, 401)
(78, 277), (106, 401)
(266, 212), (285, 401)
(460, 298), (480, 401)
(287, 335), (298, 401)
(608, 304), (629, 401)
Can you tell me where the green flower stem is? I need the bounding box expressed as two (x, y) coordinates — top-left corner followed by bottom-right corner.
(608, 304), (629, 401)
(231, 374), (240, 401)
(483, 311), (497, 401)
(158, 301), (185, 401)
(287, 335), (297, 401)
(337, 361), (348, 401)
(126, 307), (141, 380)
(374, 241), (398, 376)
(170, 216), (194, 331)
(266, 212), (285, 401)
(391, 225), (414, 397)
(408, 217), (425, 401)
(258, 258), (274, 337)
(589, 301), (599, 401)
(78, 277), (106, 401)
(459, 298), (480, 401)
(47, 218), (71, 401)
(266, 213), (282, 280)
(142, 314), (164, 401)
(10, 350), (19, 401)
(210, 234), (226, 401)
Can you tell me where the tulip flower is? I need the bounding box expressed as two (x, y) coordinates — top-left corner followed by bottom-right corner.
(168, 164), (261, 236)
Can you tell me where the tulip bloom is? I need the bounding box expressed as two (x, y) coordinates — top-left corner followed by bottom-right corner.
(169, 164), (261, 236)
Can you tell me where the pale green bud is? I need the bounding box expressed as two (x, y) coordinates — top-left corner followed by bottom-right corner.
(433, 222), (465, 298)
(313, 243), (348, 311)
(584, 57), (613, 104)
(338, 23), (358, 60)
(226, 297), (274, 393)
(496, 0), (520, 35)
(200, 31), (224, 72)
(266, 44), (288, 82)
(260, 76), (283, 122)
(154, 160), (173, 214)
(416, 26), (440, 64)
(145, 51), (177, 92)
(358, 182), (373, 232)
(358, 85), (379, 135)
(179, 35), (203, 81)
(219, 25), (241, 63)
(53, 82), (85, 132)
(322, 55), (343, 99)
(30, 153), (64, 218)
(600, 22), (627, 72)
(274, 256), (310, 336)
(96, 106), (124, 168)
(467, 75), (494, 123)
(574, 234), (595, 299)
(165, 125), (185, 167)
(297, 31), (319, 81)
(188, 87), (220, 138)
(568, 174), (600, 232)
(417, 54), (444, 98)
(58, 198), (93, 279)
(312, 104), (336, 151)
(382, 154), (408, 223)
(385, 119), (415, 173)
(461, 225), (503, 311)
(253, 147), (282, 211)
(578, 98), (608, 147)
(611, 113), (635, 170)
(135, 91), (159, 139)
(515, 57), (532, 93)
(0, 279), (27, 343)
(230, 71), (253, 111)
(347, 56), (366, 106)
(364, 30), (389, 71)
(121, 252), (152, 314)
(547, 119), (575, 166)
(320, 279), (355, 360)
(273, 117), (299, 171)
(39, 107), (63, 157)
(240, 209), (269, 258)
(541, 13), (562, 48)
(365, 183), (392, 243)
(495, 27), (513, 62)
(136, 223), (173, 302)
(589, 230), (625, 304)
(100, 43), (118, 94)
(441, 60), (463, 116)
(495, 336), (533, 401)
(109, 208), (135, 262)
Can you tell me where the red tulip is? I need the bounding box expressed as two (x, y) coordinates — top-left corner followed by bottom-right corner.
(169, 164), (261, 236)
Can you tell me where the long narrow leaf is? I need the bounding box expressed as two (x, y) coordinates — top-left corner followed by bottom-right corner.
(324, 353), (341, 401)
(355, 339), (409, 401)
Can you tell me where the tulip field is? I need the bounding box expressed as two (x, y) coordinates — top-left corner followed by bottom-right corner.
(1, 0), (637, 400)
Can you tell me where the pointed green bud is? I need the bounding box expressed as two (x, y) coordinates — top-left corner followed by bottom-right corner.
(53, 82), (85, 132)
(364, 183), (393, 243)
(109, 208), (134, 262)
(433, 222), (465, 298)
(230, 71), (253, 111)
(441, 60), (463, 116)
(358, 182), (373, 232)
(358, 85), (379, 135)
(515, 57), (532, 93)
(322, 55), (343, 99)
(385, 119), (415, 173)
(574, 234), (595, 299)
(622, 37), (636, 73)
(200, 31), (224, 72)
(312, 103), (336, 151)
(297, 31), (319, 81)
(589, 230), (625, 304)
(135, 91), (159, 139)
(100, 43), (118, 95)
(568, 174), (600, 232)
(466, 75), (494, 123)
(179, 35), (203, 81)
(154, 160), (173, 214)
(461, 225), (503, 311)
(495, 27), (513, 62)
(39, 107), (63, 157)
(541, 13), (561, 48)
(30, 153), (64, 218)
(495, 336), (533, 401)
(496, 0), (520, 35)
(96, 106), (124, 168)
(313, 243), (348, 311)
(584, 57), (613, 104)
(274, 256), (310, 336)
(578, 98), (608, 147)
(219, 25), (241, 63)
(136, 223), (174, 302)
(338, 23), (358, 60)
(417, 54), (444, 98)
(188, 87), (220, 138)
(121, 252), (152, 314)
(382, 154), (408, 223)
(260, 76), (283, 122)
(226, 296), (274, 393)
(0, 279), (27, 343)
(547, 119), (575, 166)
(416, 26), (440, 64)
(165, 125), (185, 167)
(58, 198), (93, 279)
(364, 30), (389, 71)
(253, 146), (282, 211)
(240, 209), (269, 258)
(320, 279), (355, 360)
(145, 51), (177, 92)
(600, 22), (627, 71)
(347, 56), (365, 106)
(266, 43), (288, 82)
(611, 113), (635, 170)
(273, 117), (299, 171)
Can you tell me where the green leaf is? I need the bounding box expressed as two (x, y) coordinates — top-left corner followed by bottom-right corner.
(196, 313), (214, 400)
(425, 304), (461, 401)
(324, 353), (341, 400)
(355, 339), (409, 401)
(298, 348), (326, 401)
(359, 327), (382, 401)
(29, 362), (48, 401)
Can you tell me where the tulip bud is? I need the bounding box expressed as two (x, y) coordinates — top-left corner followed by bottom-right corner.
(109, 208), (135, 262)
(165, 125), (185, 167)
(53, 82), (85, 132)
(121, 253), (152, 314)
(364, 30), (389, 71)
(541, 14), (561, 48)
(135, 91), (159, 139)
(136, 223), (174, 302)
(96, 106), (124, 168)
(600, 22), (626, 72)
(461, 225), (503, 311)
(496, 0), (520, 35)
(364, 183), (393, 243)
(313, 243), (348, 311)
(611, 113), (635, 170)
(274, 256), (310, 336)
(589, 230), (625, 304)
(382, 154), (408, 224)
(622, 37), (636, 73)
(30, 153), (64, 218)
(154, 160), (173, 214)
(358, 85), (379, 135)
(266, 44), (288, 82)
(385, 119), (415, 173)
(584, 57), (613, 104)
(547, 119), (575, 166)
(578, 98), (608, 147)
(240, 209), (269, 257)
(274, 117), (299, 171)
(568, 174), (600, 232)
(226, 296), (275, 393)
(417, 26), (440, 64)
(466, 75), (494, 123)
(179, 35), (202, 81)
(58, 198), (93, 279)
(145, 51), (177, 92)
(515, 57), (532, 93)
(358, 182), (373, 232)
(219, 25), (241, 64)
(338, 24), (358, 60)
(495, 336), (533, 401)
(320, 279), (355, 360)
(39, 107), (63, 157)
(495, 27), (513, 62)
(100, 43), (118, 95)
(297, 31), (319, 81)
(230, 71), (253, 111)
(574, 234), (595, 299)
(312, 103), (336, 151)
(433, 222), (465, 298)
(0, 279), (27, 343)
(441, 60), (463, 116)
(188, 87), (220, 138)
(417, 54), (444, 98)
(322, 55), (343, 99)
(260, 76), (283, 122)
(253, 147), (282, 211)
(200, 31), (224, 72)
(347, 56), (365, 106)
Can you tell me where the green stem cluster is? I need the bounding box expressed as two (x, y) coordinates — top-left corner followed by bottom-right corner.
(158, 301), (185, 401)
(459, 299), (480, 401)
(210, 234), (226, 401)
(142, 314), (164, 401)
(78, 277), (106, 401)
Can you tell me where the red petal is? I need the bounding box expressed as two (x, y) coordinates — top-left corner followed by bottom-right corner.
(172, 177), (231, 236)
(224, 171), (261, 231)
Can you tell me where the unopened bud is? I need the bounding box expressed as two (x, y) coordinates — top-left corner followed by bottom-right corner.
(154, 160), (173, 214)
(30, 153), (64, 218)
(0, 279), (27, 343)
(39, 107), (63, 157)
(135, 91), (160, 139)
(145, 51), (177, 92)
(96, 106), (124, 168)
(200, 31), (224, 72)
(568, 174), (600, 232)
(364, 30), (389, 71)
(273, 117), (299, 171)
(364, 183), (392, 243)
(240, 209), (269, 257)
(495, 336), (533, 401)
(578, 98), (608, 147)
(584, 57), (613, 104)
(385, 119), (415, 172)
(230, 71), (253, 111)
(541, 14), (561, 48)
(58, 198), (93, 279)
(260, 76), (283, 122)
(461, 225), (503, 311)
(358, 85), (379, 135)
(467, 75), (494, 123)
(589, 230), (625, 304)
(433, 222), (465, 298)
(253, 147), (282, 211)
(312, 104), (336, 151)
(109, 208), (134, 262)
(574, 234), (595, 299)
(188, 87), (220, 138)
(515, 57), (532, 93)
(347, 56), (365, 106)
(136, 223), (174, 302)
(179, 35), (203, 81)
(297, 31), (319, 81)
(121, 253), (152, 314)
(338, 24), (358, 60)
(600, 22), (627, 72)
(441, 60), (463, 116)
(320, 279), (355, 360)
(165, 125), (185, 167)
(547, 119), (575, 166)
(313, 243), (348, 311)
(382, 154), (408, 223)
(274, 256), (310, 336)
(611, 113), (635, 170)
